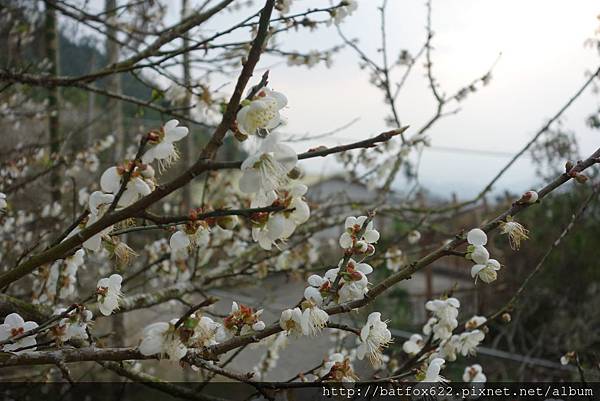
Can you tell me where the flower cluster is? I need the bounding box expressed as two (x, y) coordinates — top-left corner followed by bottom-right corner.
(332, 258), (374, 303)
(466, 228), (502, 284)
(339, 216), (379, 255)
(139, 313), (224, 362)
(250, 183), (310, 250)
(424, 297), (460, 341)
(403, 299), (488, 385)
(33, 249), (85, 304)
(68, 121), (186, 259)
(235, 86), (312, 250)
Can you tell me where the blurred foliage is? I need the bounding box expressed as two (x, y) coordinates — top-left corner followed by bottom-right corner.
(488, 184), (600, 380)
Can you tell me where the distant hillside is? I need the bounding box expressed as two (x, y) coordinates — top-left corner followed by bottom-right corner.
(59, 34), (155, 104)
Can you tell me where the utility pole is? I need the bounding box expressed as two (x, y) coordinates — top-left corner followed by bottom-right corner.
(105, 0), (125, 161)
(181, 0), (194, 210)
(45, 0), (61, 203)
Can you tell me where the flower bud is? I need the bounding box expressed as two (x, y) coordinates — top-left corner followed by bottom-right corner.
(354, 240), (368, 253)
(565, 160), (574, 173)
(407, 230), (421, 244)
(574, 173), (588, 184)
(287, 166), (303, 180)
(518, 190), (538, 204)
(501, 312), (511, 323)
(217, 215), (239, 230)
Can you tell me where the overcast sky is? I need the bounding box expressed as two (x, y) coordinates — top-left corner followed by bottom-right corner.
(261, 0), (600, 198)
(81, 0), (600, 199)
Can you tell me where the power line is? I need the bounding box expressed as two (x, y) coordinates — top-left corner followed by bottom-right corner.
(427, 145), (532, 159)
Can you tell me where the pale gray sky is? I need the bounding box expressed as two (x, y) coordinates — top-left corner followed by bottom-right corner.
(81, 0), (600, 198)
(257, 0), (600, 198)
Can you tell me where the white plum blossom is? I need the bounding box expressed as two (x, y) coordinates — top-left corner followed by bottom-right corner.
(139, 320), (187, 361)
(471, 259), (501, 284)
(236, 88), (287, 137)
(100, 165), (151, 207)
(253, 332), (289, 378)
(278, 183), (310, 238)
(169, 220), (210, 257)
(459, 329), (485, 356)
(402, 333), (424, 355)
(96, 274), (123, 316)
(239, 133), (297, 194)
(465, 315), (487, 330)
(422, 357), (448, 382)
(300, 286), (329, 336)
(88, 191), (114, 215)
(463, 364), (487, 383)
(437, 335), (461, 362)
(279, 307), (303, 337)
(385, 247), (405, 272)
(0, 313), (38, 353)
(339, 215), (379, 253)
(333, 258), (373, 303)
(249, 191), (281, 250)
(500, 216), (529, 250)
(142, 119), (189, 168)
(357, 312), (392, 367)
